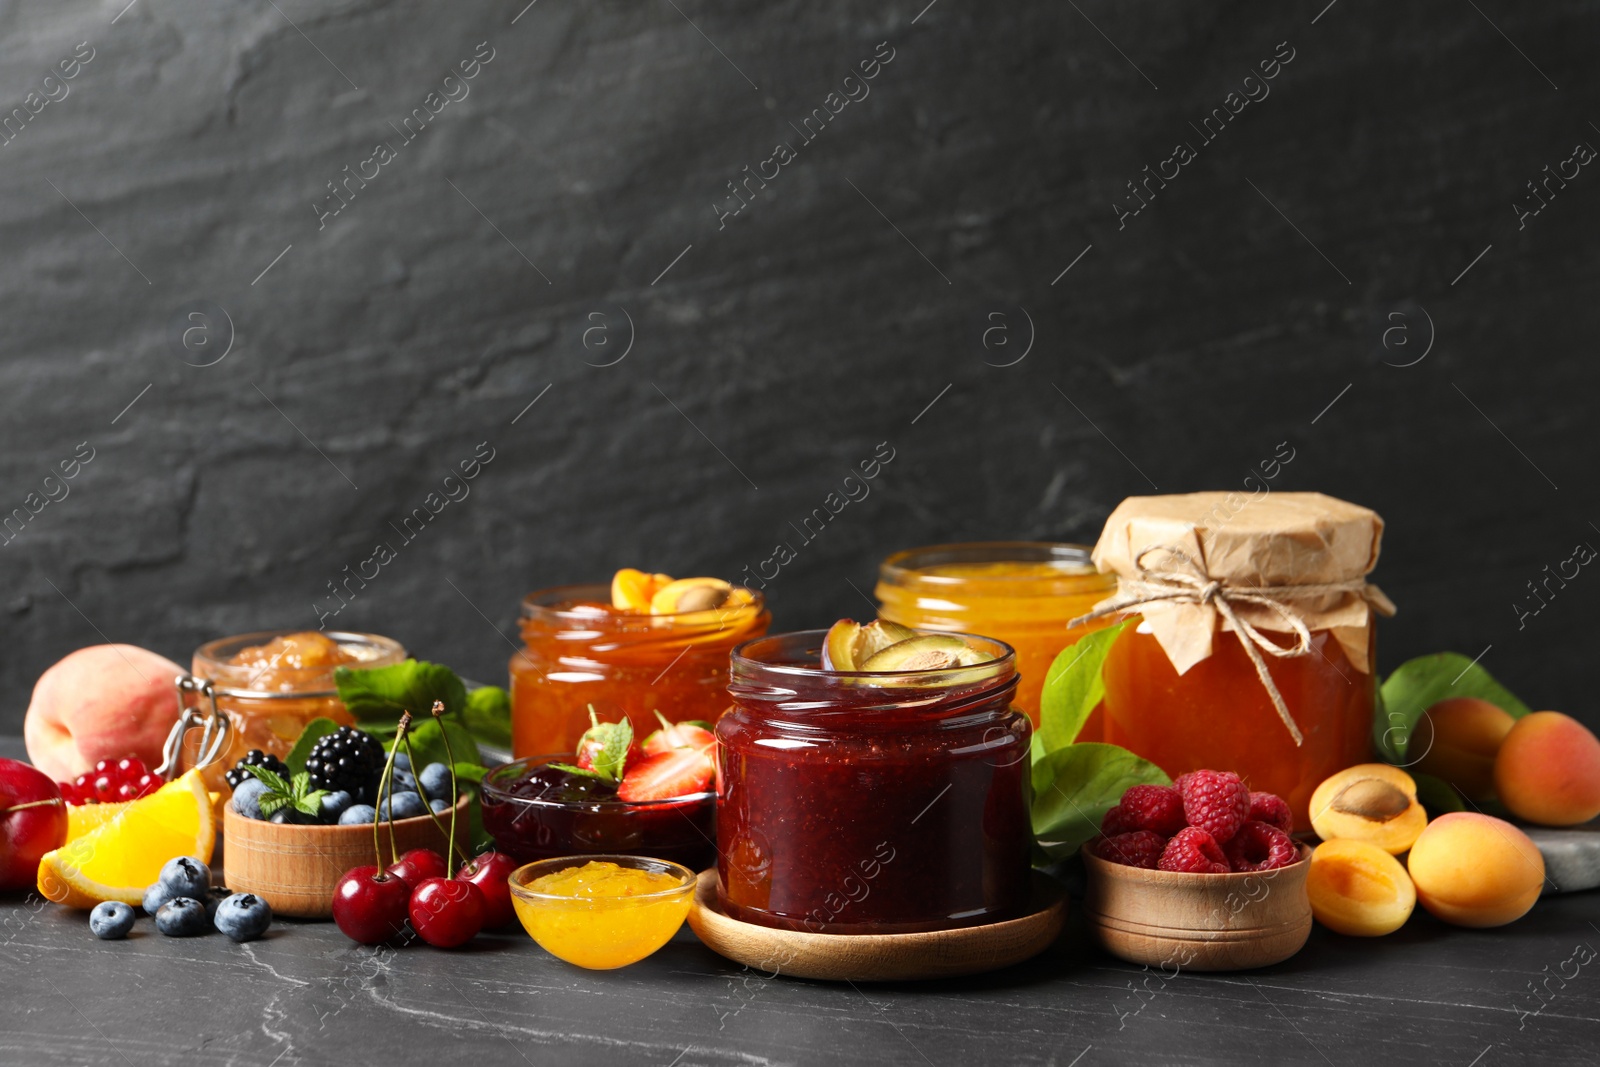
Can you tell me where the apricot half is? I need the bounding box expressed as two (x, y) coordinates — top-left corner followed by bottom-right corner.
(1492, 711), (1600, 827)
(1410, 697), (1514, 801)
(1407, 812), (1544, 927)
(1309, 764), (1427, 854)
(1306, 840), (1416, 936)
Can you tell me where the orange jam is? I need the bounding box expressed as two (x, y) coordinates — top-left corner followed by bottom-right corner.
(510, 584), (768, 758)
(1101, 622), (1374, 831)
(188, 630), (404, 790)
(875, 543), (1116, 733)
(510, 859), (694, 969)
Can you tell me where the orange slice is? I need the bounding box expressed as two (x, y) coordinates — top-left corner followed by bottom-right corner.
(611, 568), (673, 612)
(64, 787), (223, 841)
(38, 769), (215, 909)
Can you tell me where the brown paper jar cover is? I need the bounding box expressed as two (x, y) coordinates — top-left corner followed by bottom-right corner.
(1088, 492), (1396, 675)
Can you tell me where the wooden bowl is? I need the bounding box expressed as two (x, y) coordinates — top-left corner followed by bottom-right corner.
(687, 869), (1067, 982)
(222, 796), (468, 919)
(1082, 844), (1312, 971)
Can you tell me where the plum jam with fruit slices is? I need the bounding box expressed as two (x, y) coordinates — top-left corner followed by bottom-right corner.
(185, 630), (405, 791)
(718, 624), (1031, 935)
(509, 571), (768, 758)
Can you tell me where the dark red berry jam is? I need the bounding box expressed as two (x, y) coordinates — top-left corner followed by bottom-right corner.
(481, 757), (714, 871)
(718, 630), (1031, 935)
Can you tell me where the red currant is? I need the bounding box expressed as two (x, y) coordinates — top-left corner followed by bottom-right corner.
(387, 848), (448, 888)
(408, 877), (484, 948)
(115, 782), (138, 802)
(331, 866), (412, 945)
(115, 757), (146, 782)
(56, 781), (78, 806)
(134, 774), (161, 798)
(93, 759), (115, 776)
(454, 851), (519, 930)
(92, 774), (118, 803)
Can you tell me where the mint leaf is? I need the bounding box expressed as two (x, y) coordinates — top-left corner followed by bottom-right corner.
(1375, 652), (1532, 763)
(462, 686), (512, 750)
(258, 793), (290, 817)
(1037, 621), (1129, 754)
(1031, 742), (1170, 861)
(335, 660), (468, 724)
(548, 762), (603, 779)
(580, 712), (632, 783)
(244, 763), (290, 796)
(285, 718), (341, 774)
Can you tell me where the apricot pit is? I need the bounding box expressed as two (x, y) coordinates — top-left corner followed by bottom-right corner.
(1309, 764), (1427, 854)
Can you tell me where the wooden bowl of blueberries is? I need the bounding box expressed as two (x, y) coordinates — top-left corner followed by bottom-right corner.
(220, 727), (467, 919)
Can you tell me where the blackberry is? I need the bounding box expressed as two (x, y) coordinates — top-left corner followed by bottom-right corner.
(225, 750), (289, 790)
(304, 726), (386, 802)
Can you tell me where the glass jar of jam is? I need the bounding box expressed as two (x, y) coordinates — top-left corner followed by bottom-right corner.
(186, 630), (405, 790)
(875, 542), (1118, 735)
(510, 584), (769, 759)
(718, 630), (1031, 935)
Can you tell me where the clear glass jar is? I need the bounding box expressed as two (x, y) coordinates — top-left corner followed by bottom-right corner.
(875, 542), (1118, 733)
(510, 583), (769, 759)
(718, 630), (1030, 935)
(187, 630), (405, 790)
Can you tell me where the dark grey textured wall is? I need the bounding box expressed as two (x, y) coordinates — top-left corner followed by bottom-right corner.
(3, 0), (1597, 730)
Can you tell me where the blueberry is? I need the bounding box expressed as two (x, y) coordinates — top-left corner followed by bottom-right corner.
(89, 901), (136, 940)
(143, 882), (173, 915)
(390, 768), (417, 793)
(319, 790), (354, 823)
(381, 791), (427, 821)
(202, 886), (231, 921)
(428, 797), (451, 814)
(338, 803), (377, 826)
(418, 763), (453, 801)
(232, 779), (269, 820)
(393, 752), (412, 772)
(154, 897), (210, 937)
(213, 893), (273, 943)
(158, 856), (211, 901)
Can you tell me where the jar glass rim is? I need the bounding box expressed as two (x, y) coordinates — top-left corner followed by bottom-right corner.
(192, 630), (405, 694)
(879, 541), (1103, 587)
(731, 628), (1015, 687)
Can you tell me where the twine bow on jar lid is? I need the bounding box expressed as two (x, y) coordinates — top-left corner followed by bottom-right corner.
(1068, 544), (1390, 746)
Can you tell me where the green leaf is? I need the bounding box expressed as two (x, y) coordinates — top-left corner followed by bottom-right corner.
(1031, 742), (1170, 861)
(548, 762), (603, 779)
(579, 710), (632, 783)
(452, 762), (489, 785)
(243, 763), (290, 797)
(1037, 621), (1129, 754)
(259, 793), (290, 817)
(397, 715), (483, 773)
(462, 686), (513, 750)
(1412, 772), (1465, 817)
(335, 660), (468, 725)
(1375, 652), (1532, 763)
(285, 718), (341, 774)
(293, 790), (330, 817)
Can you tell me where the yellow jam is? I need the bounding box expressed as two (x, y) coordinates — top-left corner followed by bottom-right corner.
(512, 861), (692, 969)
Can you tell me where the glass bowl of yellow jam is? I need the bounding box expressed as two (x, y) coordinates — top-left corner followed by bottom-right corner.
(508, 855), (696, 969)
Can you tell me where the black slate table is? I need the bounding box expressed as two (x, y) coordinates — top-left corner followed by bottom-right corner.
(4, 735), (1596, 1067)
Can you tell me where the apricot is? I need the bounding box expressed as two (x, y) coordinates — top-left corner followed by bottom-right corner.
(1410, 697), (1515, 801)
(1492, 711), (1600, 826)
(1306, 840), (1416, 936)
(1309, 764), (1427, 854)
(1407, 812), (1544, 927)
(24, 645), (184, 782)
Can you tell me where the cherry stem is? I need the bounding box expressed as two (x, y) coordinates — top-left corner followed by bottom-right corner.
(402, 728), (469, 868)
(0, 798), (64, 814)
(431, 700), (461, 869)
(374, 712), (412, 869)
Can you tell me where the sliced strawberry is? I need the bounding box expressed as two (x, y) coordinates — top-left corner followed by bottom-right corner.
(616, 747), (714, 802)
(640, 711), (716, 759)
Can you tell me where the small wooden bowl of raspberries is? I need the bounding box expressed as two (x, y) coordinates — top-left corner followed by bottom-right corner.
(1081, 770), (1312, 972)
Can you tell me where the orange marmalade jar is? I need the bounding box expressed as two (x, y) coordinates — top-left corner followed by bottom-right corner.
(1085, 493), (1395, 830)
(186, 630), (405, 790)
(874, 543), (1116, 732)
(510, 584), (769, 758)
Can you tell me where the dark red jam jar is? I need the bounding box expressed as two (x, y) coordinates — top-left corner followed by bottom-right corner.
(717, 630), (1031, 934)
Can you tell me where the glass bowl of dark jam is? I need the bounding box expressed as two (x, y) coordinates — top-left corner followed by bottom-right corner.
(481, 756), (716, 871)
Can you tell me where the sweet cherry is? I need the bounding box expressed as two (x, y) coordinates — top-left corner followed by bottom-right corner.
(331, 866), (412, 945)
(387, 848), (448, 888)
(0, 758), (68, 891)
(409, 877), (484, 948)
(454, 851), (519, 930)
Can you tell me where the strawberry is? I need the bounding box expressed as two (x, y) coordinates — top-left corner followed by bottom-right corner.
(640, 712), (716, 759)
(616, 746), (714, 803)
(573, 708), (638, 783)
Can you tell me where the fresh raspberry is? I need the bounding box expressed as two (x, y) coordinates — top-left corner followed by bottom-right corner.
(1100, 805), (1137, 837)
(1116, 784), (1187, 836)
(1157, 827), (1230, 873)
(1172, 771), (1194, 794)
(1179, 770), (1251, 844)
(1248, 791), (1293, 833)
(1223, 820), (1301, 872)
(1093, 831), (1167, 870)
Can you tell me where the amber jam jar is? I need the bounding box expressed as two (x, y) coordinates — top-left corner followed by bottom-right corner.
(717, 630), (1030, 935)
(875, 542), (1117, 733)
(511, 584), (769, 759)
(187, 630), (405, 790)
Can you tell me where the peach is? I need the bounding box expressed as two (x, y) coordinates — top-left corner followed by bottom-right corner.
(1492, 711), (1600, 826)
(1306, 840), (1415, 936)
(24, 645), (184, 782)
(1410, 697), (1514, 801)
(1407, 812), (1544, 927)
(1309, 764), (1427, 854)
